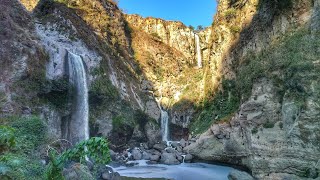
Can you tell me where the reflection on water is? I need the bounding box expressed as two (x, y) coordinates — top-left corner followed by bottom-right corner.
(112, 161), (234, 180)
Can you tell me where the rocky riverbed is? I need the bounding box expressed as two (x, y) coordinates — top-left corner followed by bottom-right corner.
(110, 139), (194, 166)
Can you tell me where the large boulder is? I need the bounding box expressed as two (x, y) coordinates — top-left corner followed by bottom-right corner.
(145, 122), (161, 145)
(131, 149), (142, 160)
(184, 154), (193, 162)
(150, 154), (160, 161)
(160, 153), (180, 165)
(180, 139), (188, 148)
(142, 151), (151, 160)
(153, 143), (166, 151)
(165, 147), (176, 153)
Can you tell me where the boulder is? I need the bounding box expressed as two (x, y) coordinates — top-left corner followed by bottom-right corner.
(175, 153), (183, 162)
(171, 141), (180, 148)
(109, 149), (117, 161)
(165, 147), (176, 153)
(150, 154), (160, 161)
(153, 143), (166, 151)
(142, 151), (151, 160)
(228, 170), (254, 180)
(184, 154), (193, 162)
(160, 153), (180, 165)
(131, 149), (142, 160)
(145, 122), (161, 145)
(180, 139), (187, 148)
(176, 146), (182, 152)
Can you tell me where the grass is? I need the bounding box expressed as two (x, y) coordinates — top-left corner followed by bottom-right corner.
(0, 116), (48, 179)
(190, 79), (240, 134)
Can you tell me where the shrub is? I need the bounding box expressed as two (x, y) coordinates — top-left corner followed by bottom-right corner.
(251, 127), (258, 134)
(112, 115), (125, 130)
(197, 25), (204, 31)
(279, 122), (283, 129)
(224, 8), (237, 21)
(0, 116), (47, 179)
(150, 32), (161, 41)
(46, 137), (111, 180)
(0, 126), (16, 152)
(263, 121), (275, 128)
(230, 25), (241, 34)
(188, 25), (195, 31)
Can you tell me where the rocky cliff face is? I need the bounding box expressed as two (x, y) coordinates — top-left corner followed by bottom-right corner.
(4, 0), (320, 179)
(126, 14), (213, 139)
(14, 0), (163, 149)
(185, 0), (320, 179)
(0, 0), (47, 116)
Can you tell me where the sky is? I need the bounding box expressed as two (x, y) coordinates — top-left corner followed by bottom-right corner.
(118, 0), (217, 28)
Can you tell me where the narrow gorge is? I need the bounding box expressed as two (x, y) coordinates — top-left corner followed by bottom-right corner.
(0, 0), (320, 179)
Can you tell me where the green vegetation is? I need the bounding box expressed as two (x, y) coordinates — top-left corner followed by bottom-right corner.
(0, 116), (48, 179)
(188, 25), (195, 31)
(191, 79), (239, 133)
(0, 116), (112, 179)
(197, 25), (204, 31)
(191, 27), (320, 134)
(251, 127), (258, 134)
(112, 115), (126, 131)
(237, 28), (319, 104)
(279, 122), (283, 129)
(263, 121), (275, 128)
(46, 137), (111, 180)
(0, 126), (15, 152)
(230, 25), (241, 34)
(224, 8), (237, 21)
(150, 32), (161, 41)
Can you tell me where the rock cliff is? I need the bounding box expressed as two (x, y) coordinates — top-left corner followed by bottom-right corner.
(185, 0), (320, 179)
(2, 0), (319, 179)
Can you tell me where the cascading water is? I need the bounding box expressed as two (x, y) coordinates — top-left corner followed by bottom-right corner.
(195, 34), (202, 68)
(155, 94), (169, 142)
(66, 51), (89, 144)
(160, 109), (169, 142)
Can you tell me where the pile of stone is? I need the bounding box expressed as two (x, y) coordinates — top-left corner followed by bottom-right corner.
(111, 139), (194, 165)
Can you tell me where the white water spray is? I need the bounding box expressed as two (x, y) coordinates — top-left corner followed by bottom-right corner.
(155, 94), (169, 142)
(181, 155), (186, 163)
(195, 34), (202, 68)
(67, 51), (89, 144)
(160, 109), (169, 142)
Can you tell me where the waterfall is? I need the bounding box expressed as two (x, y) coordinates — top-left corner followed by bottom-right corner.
(156, 95), (169, 142)
(195, 34), (202, 68)
(181, 155), (186, 163)
(160, 109), (169, 142)
(66, 51), (89, 144)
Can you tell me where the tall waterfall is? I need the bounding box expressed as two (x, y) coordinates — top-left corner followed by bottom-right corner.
(160, 109), (169, 142)
(195, 34), (202, 68)
(67, 51), (89, 144)
(156, 96), (169, 142)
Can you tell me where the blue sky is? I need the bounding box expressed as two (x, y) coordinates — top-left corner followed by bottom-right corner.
(118, 0), (217, 27)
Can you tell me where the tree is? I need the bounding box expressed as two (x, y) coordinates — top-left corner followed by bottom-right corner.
(197, 25), (204, 31)
(188, 25), (195, 31)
